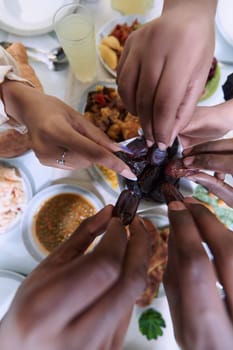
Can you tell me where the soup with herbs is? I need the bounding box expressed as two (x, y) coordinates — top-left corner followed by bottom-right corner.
(34, 193), (96, 253)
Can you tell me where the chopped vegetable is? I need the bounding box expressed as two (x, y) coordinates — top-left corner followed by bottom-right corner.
(138, 308), (166, 340)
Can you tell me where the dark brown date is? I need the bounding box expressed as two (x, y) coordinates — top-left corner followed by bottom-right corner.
(113, 189), (140, 225)
(161, 182), (184, 204)
(165, 159), (200, 178)
(115, 136), (181, 204)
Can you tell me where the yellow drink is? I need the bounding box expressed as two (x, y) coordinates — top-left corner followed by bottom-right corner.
(111, 0), (153, 15)
(54, 5), (97, 82)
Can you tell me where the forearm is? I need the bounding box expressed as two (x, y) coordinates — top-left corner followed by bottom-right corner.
(162, 0), (217, 17)
(214, 100), (233, 133)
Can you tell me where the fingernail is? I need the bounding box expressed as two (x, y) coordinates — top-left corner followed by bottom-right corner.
(138, 128), (144, 136)
(183, 156), (195, 167)
(146, 139), (154, 147)
(120, 168), (137, 181)
(184, 197), (200, 204)
(168, 201), (186, 211)
(157, 142), (167, 151)
(118, 144), (134, 154)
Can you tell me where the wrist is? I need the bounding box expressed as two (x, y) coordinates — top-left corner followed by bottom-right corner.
(1, 80), (34, 125)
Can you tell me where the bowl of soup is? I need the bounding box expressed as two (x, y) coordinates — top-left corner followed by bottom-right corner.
(21, 184), (104, 262)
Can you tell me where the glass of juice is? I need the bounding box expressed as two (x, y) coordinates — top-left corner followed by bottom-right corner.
(111, 0), (154, 15)
(53, 3), (97, 82)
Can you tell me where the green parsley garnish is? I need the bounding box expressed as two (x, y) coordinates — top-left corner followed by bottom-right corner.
(138, 308), (166, 340)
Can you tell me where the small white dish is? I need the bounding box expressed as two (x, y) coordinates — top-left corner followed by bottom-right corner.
(21, 183), (104, 262)
(216, 0), (233, 48)
(96, 15), (148, 77)
(0, 0), (73, 36)
(0, 159), (33, 235)
(0, 269), (25, 320)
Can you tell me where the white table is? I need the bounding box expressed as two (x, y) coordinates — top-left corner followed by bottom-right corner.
(0, 1), (233, 349)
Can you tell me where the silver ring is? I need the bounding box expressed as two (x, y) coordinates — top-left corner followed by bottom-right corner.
(56, 150), (66, 166)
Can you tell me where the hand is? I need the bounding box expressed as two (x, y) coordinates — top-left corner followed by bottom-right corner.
(117, 0), (217, 148)
(1, 81), (135, 180)
(179, 100), (233, 148)
(0, 205), (151, 350)
(164, 199), (233, 350)
(182, 138), (233, 207)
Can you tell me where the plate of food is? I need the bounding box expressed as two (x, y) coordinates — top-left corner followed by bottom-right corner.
(0, 159), (33, 236)
(96, 15), (148, 77)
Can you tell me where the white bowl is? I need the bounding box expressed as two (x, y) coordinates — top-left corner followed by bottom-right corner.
(21, 184), (104, 262)
(0, 160), (32, 235)
(0, 269), (25, 320)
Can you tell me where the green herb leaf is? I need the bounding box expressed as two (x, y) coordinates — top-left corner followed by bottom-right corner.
(138, 308), (166, 340)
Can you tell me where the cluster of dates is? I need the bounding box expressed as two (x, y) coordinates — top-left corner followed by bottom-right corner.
(113, 136), (188, 225)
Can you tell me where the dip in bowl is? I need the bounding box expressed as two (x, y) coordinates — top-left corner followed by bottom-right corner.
(22, 184), (104, 262)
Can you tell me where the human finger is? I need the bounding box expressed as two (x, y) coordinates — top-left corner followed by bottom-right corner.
(183, 153), (233, 175)
(44, 205), (114, 264)
(185, 200), (233, 318)
(71, 112), (124, 154)
(169, 75), (207, 144)
(135, 59), (164, 144)
(64, 216), (151, 348)
(38, 122), (136, 179)
(152, 56), (193, 147)
(187, 172), (233, 207)
(109, 308), (133, 350)
(168, 201), (229, 347)
(183, 138), (233, 157)
(214, 171), (226, 181)
(116, 36), (131, 78)
(117, 34), (141, 116)
(18, 217), (129, 332)
(163, 220), (181, 342)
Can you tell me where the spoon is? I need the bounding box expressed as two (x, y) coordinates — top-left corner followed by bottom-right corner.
(0, 41), (68, 71)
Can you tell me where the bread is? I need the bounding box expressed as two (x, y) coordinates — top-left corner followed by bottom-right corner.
(99, 44), (118, 70)
(0, 42), (43, 158)
(7, 42), (43, 91)
(101, 35), (121, 51)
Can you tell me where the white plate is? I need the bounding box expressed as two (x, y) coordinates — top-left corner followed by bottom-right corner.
(0, 159), (33, 235)
(96, 15), (148, 77)
(0, 0), (73, 36)
(216, 0), (233, 48)
(21, 183), (104, 262)
(0, 269), (25, 320)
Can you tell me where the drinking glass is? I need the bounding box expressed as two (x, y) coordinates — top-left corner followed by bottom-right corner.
(53, 3), (97, 82)
(111, 0), (154, 15)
